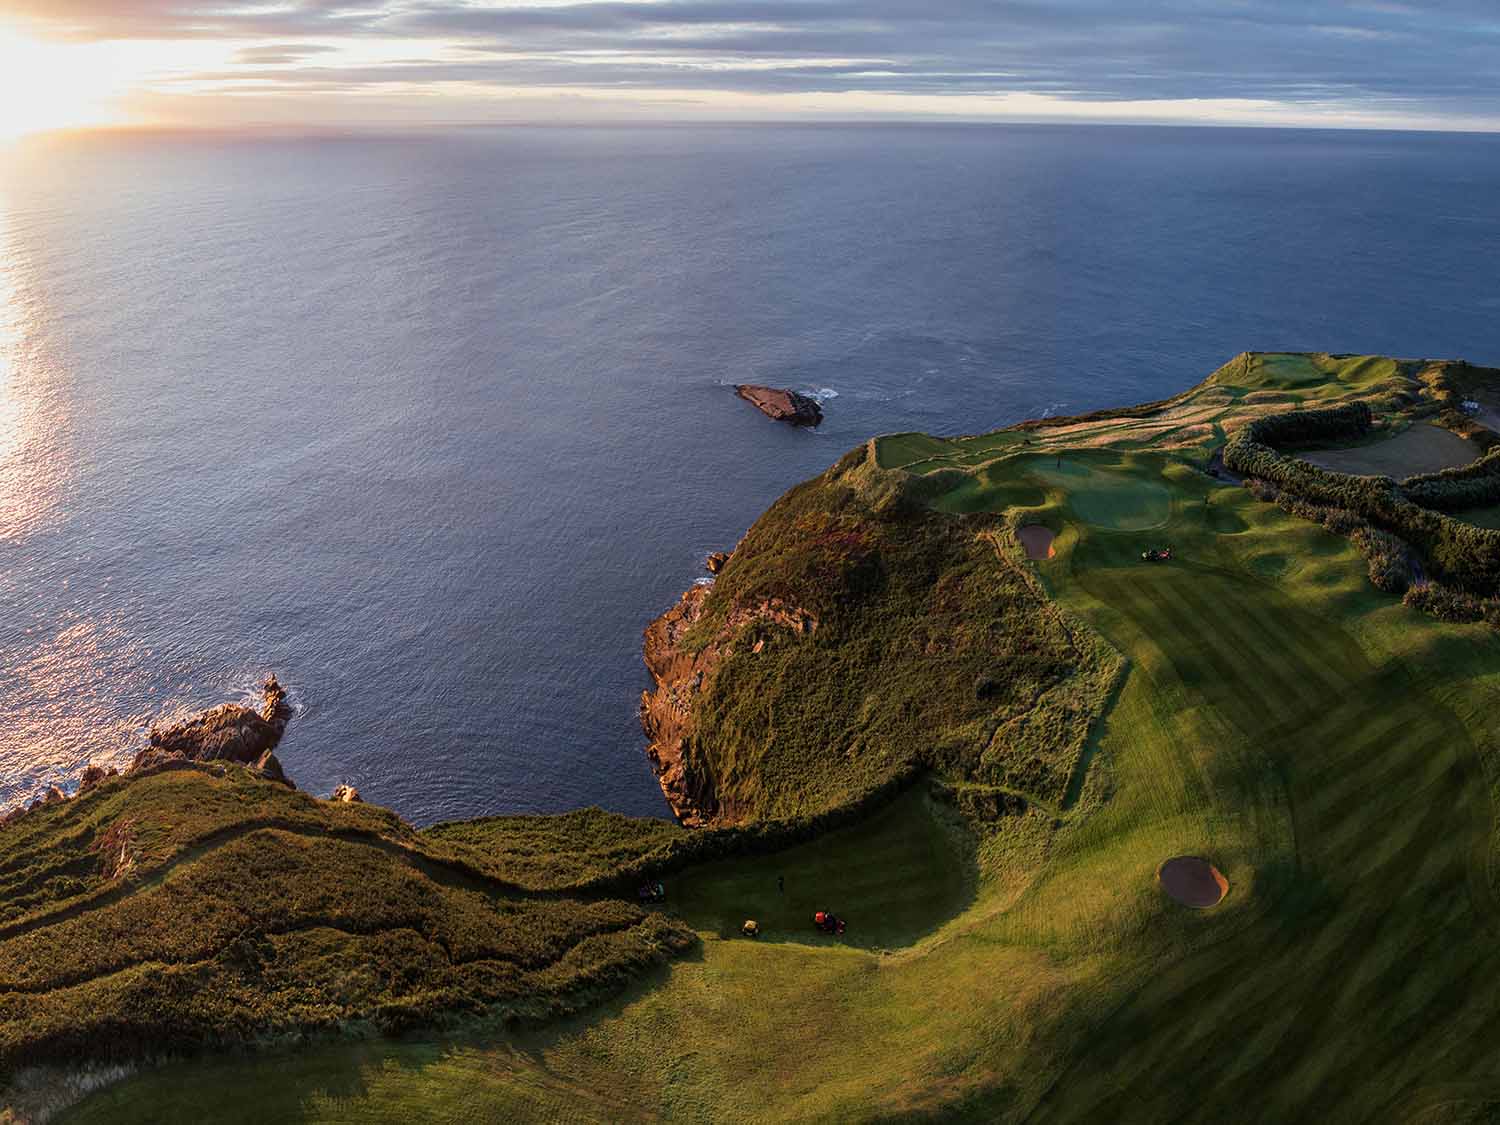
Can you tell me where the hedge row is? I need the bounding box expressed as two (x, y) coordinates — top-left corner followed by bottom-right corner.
(1225, 415), (1500, 593)
(1401, 447), (1500, 511)
(1403, 582), (1500, 626)
(1242, 400), (1373, 448)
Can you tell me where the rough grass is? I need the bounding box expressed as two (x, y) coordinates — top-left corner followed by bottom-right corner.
(668, 446), (1121, 820)
(420, 807), (689, 891)
(0, 767), (696, 1090)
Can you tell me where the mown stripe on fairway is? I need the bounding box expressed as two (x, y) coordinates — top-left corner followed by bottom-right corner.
(1029, 650), (1490, 1122)
(1302, 731), (1455, 861)
(1098, 570), (1324, 731)
(1165, 575), (1336, 717)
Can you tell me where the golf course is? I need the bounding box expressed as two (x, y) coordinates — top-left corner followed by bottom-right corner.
(14, 352), (1500, 1122)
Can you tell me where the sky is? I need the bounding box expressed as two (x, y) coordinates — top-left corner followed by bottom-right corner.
(1, 1), (1498, 132)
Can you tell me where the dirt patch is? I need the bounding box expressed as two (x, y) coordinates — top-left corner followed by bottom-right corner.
(1157, 856), (1228, 908)
(1017, 525), (1056, 561)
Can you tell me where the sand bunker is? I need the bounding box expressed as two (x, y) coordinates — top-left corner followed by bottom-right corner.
(1017, 525), (1056, 560)
(1157, 856), (1228, 908)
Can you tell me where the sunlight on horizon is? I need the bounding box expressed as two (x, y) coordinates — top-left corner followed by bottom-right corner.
(0, 26), (138, 138)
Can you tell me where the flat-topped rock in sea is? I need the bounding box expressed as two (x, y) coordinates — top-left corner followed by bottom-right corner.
(734, 384), (823, 426)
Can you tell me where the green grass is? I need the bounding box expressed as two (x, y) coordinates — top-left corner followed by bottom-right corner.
(873, 432), (962, 469)
(0, 767), (697, 1090)
(1029, 455), (1173, 530)
(420, 807), (690, 891)
(1213, 352), (1408, 401)
(1304, 423), (1480, 478)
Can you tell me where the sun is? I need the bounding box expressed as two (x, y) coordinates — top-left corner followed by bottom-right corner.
(0, 26), (130, 139)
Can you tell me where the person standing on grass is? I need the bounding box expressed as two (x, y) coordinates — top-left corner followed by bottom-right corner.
(778, 874), (785, 895)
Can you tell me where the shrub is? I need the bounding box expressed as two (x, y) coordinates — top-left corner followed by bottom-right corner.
(1402, 583), (1489, 623)
(1242, 400), (1373, 448)
(1401, 447), (1500, 511)
(1350, 527), (1413, 594)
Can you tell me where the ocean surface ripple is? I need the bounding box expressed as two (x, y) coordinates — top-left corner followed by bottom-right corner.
(1, 124), (1497, 822)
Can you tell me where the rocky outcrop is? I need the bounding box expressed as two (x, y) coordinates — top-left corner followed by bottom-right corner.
(640, 585), (718, 827)
(134, 676), (292, 772)
(706, 551), (731, 575)
(640, 586), (817, 828)
(78, 764), (119, 792)
(734, 385), (823, 427)
(1, 677), (297, 831)
(330, 784), (361, 803)
(255, 751), (292, 788)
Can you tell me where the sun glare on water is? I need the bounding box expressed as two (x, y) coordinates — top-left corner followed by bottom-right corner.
(0, 26), (132, 138)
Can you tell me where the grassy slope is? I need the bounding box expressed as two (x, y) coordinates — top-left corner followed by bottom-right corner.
(0, 766), (696, 1101)
(63, 353), (1500, 1122)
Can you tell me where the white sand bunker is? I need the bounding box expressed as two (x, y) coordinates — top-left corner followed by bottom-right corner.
(1157, 856), (1228, 908)
(1017, 525), (1056, 561)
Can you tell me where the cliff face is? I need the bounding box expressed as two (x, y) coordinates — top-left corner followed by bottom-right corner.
(640, 584), (719, 827)
(640, 575), (819, 827)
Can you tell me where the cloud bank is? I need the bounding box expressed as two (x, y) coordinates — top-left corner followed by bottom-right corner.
(5, 0), (1499, 128)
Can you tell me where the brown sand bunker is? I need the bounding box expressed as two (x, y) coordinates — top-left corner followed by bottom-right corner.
(1157, 856), (1228, 908)
(1017, 525), (1056, 561)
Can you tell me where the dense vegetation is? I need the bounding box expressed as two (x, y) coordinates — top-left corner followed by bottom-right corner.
(1224, 401), (1500, 593)
(660, 444), (1122, 822)
(1402, 447), (1500, 511)
(0, 766), (695, 1090)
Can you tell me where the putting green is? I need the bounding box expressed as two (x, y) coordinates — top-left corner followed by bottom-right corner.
(1032, 457), (1172, 530)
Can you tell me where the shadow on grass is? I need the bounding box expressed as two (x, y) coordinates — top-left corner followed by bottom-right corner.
(660, 783), (979, 952)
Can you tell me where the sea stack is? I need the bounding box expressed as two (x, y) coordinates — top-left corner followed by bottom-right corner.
(734, 385), (823, 427)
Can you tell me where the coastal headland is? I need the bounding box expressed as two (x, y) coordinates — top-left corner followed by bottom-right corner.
(14, 352), (1500, 1124)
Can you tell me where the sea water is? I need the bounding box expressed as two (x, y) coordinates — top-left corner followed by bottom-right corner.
(1, 123), (1497, 821)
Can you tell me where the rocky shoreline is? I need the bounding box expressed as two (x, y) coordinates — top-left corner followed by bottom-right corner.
(0, 676), (327, 829)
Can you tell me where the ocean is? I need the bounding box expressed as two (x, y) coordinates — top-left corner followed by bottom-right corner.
(1, 123), (1497, 823)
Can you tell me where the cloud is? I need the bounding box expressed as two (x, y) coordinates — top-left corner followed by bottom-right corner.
(5, 0), (1500, 124)
(233, 43), (341, 65)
